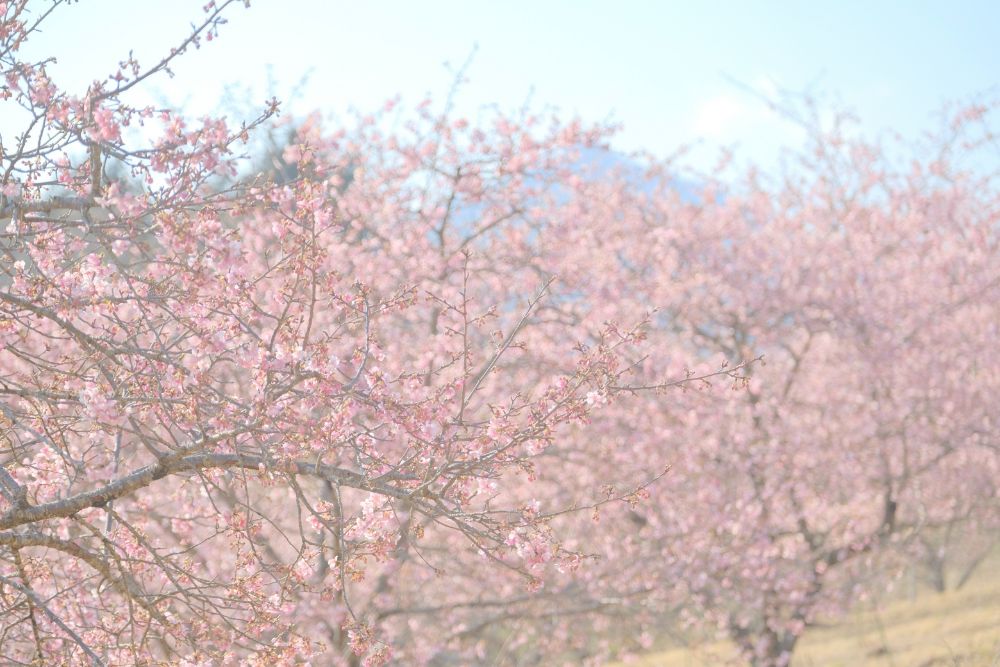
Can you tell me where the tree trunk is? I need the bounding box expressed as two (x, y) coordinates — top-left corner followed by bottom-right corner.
(735, 628), (800, 667)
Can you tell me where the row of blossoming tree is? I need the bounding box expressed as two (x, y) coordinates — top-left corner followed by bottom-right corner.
(1, 2), (998, 666)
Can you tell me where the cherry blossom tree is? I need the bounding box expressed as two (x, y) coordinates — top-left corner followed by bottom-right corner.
(3, 3), (998, 666)
(535, 102), (1000, 666)
(0, 3), (747, 664)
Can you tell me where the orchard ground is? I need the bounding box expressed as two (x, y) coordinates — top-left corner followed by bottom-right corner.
(621, 549), (1000, 666)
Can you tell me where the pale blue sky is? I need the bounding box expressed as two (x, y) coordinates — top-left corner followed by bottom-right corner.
(24, 1), (1000, 168)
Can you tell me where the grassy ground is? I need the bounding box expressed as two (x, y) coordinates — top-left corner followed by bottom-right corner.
(623, 557), (1000, 666)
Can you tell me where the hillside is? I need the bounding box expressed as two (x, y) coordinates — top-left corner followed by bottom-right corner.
(623, 554), (1000, 666)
